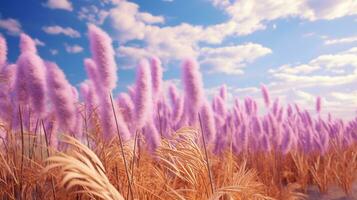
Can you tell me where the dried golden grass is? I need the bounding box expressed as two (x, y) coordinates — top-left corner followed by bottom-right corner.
(0, 125), (356, 200)
(43, 135), (125, 200)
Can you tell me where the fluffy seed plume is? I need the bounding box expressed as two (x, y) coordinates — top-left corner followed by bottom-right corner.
(19, 33), (37, 54)
(88, 24), (117, 92)
(182, 58), (204, 126)
(200, 100), (216, 144)
(261, 84), (270, 108)
(150, 56), (163, 100)
(46, 62), (76, 131)
(168, 83), (184, 125)
(0, 34), (7, 69)
(134, 59), (153, 130)
(16, 52), (46, 115)
(316, 96), (322, 113)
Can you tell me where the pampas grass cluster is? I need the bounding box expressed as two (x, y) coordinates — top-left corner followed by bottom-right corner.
(0, 24), (356, 200)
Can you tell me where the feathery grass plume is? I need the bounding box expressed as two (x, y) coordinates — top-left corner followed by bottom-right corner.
(84, 58), (101, 92)
(44, 135), (125, 200)
(261, 84), (270, 108)
(14, 56), (29, 105)
(19, 33), (37, 54)
(0, 64), (16, 124)
(46, 62), (76, 131)
(100, 95), (131, 141)
(0, 34), (7, 70)
(143, 120), (161, 152)
(280, 125), (293, 154)
(72, 87), (84, 138)
(117, 92), (135, 126)
(88, 24), (117, 92)
(80, 80), (98, 116)
(16, 52), (46, 115)
(272, 98), (280, 116)
(168, 83), (184, 125)
(200, 100), (216, 144)
(212, 95), (227, 120)
(219, 84), (227, 100)
(316, 96), (322, 113)
(150, 56), (163, 100)
(134, 59), (153, 129)
(182, 58), (204, 126)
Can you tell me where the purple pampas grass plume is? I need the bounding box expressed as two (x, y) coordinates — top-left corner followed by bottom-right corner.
(280, 126), (293, 154)
(143, 121), (161, 152)
(261, 84), (270, 108)
(46, 62), (76, 131)
(244, 97), (253, 116)
(134, 59), (153, 130)
(14, 59), (29, 105)
(84, 58), (101, 92)
(88, 24), (117, 92)
(16, 52), (46, 115)
(316, 96), (322, 113)
(117, 92), (135, 126)
(287, 104), (293, 118)
(19, 33), (37, 54)
(102, 95), (131, 141)
(0, 64), (16, 124)
(0, 34), (7, 69)
(80, 80), (98, 115)
(168, 83), (184, 125)
(272, 98), (280, 116)
(150, 56), (163, 100)
(127, 85), (136, 102)
(200, 100), (216, 144)
(213, 95), (227, 118)
(219, 84), (228, 100)
(182, 58), (204, 126)
(261, 133), (271, 152)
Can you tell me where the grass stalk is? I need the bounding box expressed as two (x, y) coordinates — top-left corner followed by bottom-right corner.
(109, 94), (134, 200)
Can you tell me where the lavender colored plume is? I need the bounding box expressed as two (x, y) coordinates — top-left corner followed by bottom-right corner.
(182, 58), (204, 125)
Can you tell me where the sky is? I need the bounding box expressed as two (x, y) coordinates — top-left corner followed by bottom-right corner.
(0, 0), (356, 118)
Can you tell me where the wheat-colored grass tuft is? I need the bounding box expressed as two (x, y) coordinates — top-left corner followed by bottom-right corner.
(43, 135), (125, 200)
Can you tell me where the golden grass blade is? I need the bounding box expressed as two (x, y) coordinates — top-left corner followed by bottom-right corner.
(43, 135), (125, 200)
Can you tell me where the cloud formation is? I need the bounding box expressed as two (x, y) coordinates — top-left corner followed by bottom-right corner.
(42, 25), (81, 38)
(44, 0), (73, 11)
(64, 43), (83, 53)
(0, 18), (22, 35)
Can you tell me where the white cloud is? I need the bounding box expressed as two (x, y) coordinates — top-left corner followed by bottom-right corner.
(44, 0), (73, 11)
(271, 48), (357, 78)
(78, 5), (109, 24)
(64, 44), (83, 54)
(34, 38), (45, 46)
(0, 18), (22, 36)
(210, 0), (357, 36)
(50, 49), (59, 55)
(199, 43), (272, 74)
(270, 64), (320, 75)
(324, 35), (357, 45)
(42, 26), (81, 38)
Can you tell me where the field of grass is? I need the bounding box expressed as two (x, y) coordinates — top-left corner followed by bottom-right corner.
(0, 25), (356, 200)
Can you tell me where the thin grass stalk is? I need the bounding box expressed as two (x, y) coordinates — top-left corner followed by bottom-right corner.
(41, 120), (56, 200)
(18, 106), (24, 200)
(29, 118), (39, 160)
(109, 94), (134, 200)
(198, 113), (214, 196)
(127, 130), (139, 200)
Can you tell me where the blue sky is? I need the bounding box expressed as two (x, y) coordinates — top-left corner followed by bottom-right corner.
(0, 0), (357, 118)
